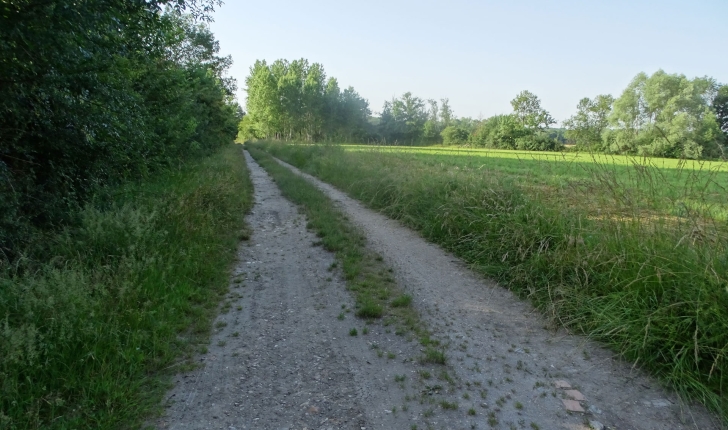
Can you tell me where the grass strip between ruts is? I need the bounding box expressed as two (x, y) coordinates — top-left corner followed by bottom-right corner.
(246, 146), (439, 356)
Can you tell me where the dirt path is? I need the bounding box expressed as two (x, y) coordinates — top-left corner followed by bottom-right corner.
(271, 157), (721, 430)
(156, 150), (720, 430)
(157, 150), (460, 429)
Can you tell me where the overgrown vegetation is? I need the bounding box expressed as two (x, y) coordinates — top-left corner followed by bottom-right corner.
(0, 145), (252, 429)
(0, 0), (240, 258)
(258, 142), (728, 420)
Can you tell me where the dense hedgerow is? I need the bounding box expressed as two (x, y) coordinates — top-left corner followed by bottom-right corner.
(0, 1), (240, 258)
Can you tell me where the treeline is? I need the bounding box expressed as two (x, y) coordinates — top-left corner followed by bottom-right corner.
(0, 0), (240, 257)
(373, 71), (728, 157)
(565, 71), (728, 159)
(243, 59), (728, 159)
(377, 90), (563, 151)
(240, 59), (371, 141)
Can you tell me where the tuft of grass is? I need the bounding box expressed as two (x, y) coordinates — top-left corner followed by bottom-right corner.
(356, 296), (384, 318)
(440, 400), (458, 410)
(349, 328), (358, 336)
(0, 145), (253, 429)
(392, 294), (413, 308)
(421, 348), (447, 365)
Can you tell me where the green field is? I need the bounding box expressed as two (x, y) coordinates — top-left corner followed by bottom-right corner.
(339, 144), (728, 221)
(253, 141), (728, 420)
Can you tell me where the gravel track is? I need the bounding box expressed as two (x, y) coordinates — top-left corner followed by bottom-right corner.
(156, 149), (720, 430)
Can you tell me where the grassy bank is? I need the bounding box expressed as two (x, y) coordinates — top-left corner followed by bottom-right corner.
(245, 147), (434, 351)
(252, 141), (728, 421)
(0, 145), (252, 429)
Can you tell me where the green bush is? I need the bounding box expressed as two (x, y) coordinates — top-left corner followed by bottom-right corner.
(0, 3), (240, 259)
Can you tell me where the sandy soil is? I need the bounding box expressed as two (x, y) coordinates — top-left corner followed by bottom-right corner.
(155, 150), (721, 430)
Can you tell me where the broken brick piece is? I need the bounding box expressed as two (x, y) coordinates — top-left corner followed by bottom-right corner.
(565, 389), (586, 401)
(562, 399), (585, 412)
(554, 380), (572, 389)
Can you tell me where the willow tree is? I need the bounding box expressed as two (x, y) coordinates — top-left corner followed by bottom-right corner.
(604, 70), (725, 159)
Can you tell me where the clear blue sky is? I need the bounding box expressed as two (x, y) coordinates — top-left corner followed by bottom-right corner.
(209, 0), (728, 124)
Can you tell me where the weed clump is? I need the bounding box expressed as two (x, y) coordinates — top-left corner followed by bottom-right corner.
(421, 348), (447, 365)
(356, 297), (384, 318)
(391, 294), (413, 307)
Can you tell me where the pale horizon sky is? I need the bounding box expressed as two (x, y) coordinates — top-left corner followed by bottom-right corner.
(209, 0), (728, 124)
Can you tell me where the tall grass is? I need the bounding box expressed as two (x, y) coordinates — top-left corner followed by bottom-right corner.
(0, 145), (252, 429)
(254, 141), (728, 421)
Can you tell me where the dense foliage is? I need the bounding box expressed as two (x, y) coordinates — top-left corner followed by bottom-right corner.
(242, 59), (371, 141)
(601, 71), (724, 159)
(0, 0), (241, 258)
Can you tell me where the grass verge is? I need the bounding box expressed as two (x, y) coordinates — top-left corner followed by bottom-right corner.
(0, 145), (253, 429)
(246, 146), (432, 347)
(253, 141), (728, 422)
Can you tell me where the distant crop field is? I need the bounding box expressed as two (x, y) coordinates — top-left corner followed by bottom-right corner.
(338, 144), (728, 221)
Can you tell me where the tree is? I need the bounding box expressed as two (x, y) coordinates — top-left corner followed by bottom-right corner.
(713, 85), (728, 145)
(510, 90), (555, 130)
(440, 98), (453, 128)
(563, 95), (614, 150)
(0, 1), (239, 255)
(244, 59), (370, 142)
(470, 115), (529, 149)
(378, 92), (428, 144)
(441, 126), (469, 145)
(604, 70), (724, 158)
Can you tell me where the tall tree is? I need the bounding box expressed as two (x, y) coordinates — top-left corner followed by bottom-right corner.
(244, 59), (370, 142)
(440, 98), (453, 128)
(563, 94), (614, 149)
(510, 90), (555, 129)
(713, 85), (728, 145)
(1, 0), (239, 254)
(604, 70), (724, 158)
